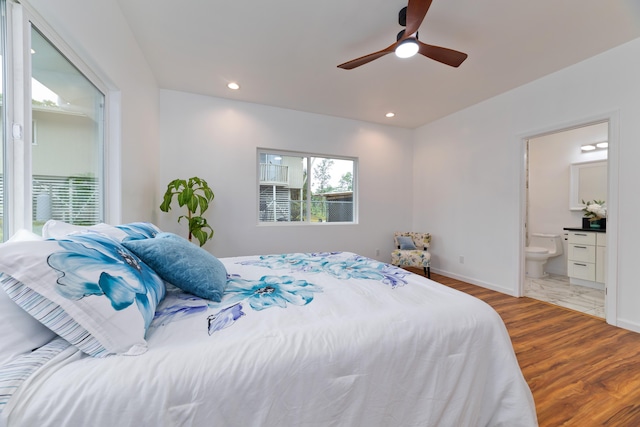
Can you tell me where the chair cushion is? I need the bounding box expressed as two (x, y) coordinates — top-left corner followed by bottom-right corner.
(391, 249), (431, 268)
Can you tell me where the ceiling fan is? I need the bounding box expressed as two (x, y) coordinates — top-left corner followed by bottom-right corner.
(337, 0), (468, 70)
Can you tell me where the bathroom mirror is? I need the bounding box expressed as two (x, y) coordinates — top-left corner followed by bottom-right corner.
(569, 160), (607, 210)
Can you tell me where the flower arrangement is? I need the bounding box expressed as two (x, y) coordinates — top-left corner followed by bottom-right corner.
(582, 199), (607, 222)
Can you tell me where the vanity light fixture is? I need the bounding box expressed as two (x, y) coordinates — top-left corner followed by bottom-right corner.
(581, 141), (608, 152)
(227, 82), (240, 90)
(385, 112), (395, 118)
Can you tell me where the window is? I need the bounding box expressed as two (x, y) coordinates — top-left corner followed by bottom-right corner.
(1, 0), (108, 240)
(258, 149), (357, 224)
(30, 27), (104, 233)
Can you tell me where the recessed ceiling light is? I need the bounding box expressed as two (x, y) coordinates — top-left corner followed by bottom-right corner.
(581, 144), (596, 151)
(596, 141), (609, 149)
(385, 112), (395, 118)
(227, 82), (240, 90)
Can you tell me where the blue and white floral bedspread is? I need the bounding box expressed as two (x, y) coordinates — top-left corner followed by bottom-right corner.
(2, 252), (537, 427)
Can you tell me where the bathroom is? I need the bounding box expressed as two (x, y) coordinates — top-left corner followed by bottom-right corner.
(525, 121), (608, 318)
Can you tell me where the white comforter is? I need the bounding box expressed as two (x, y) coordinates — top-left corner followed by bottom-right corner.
(2, 252), (537, 426)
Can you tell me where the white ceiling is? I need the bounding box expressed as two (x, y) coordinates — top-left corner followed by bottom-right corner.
(116, 0), (640, 129)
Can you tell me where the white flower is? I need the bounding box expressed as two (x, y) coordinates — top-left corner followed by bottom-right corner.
(583, 200), (607, 219)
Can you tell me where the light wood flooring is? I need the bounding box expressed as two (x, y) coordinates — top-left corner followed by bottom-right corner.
(408, 269), (640, 426)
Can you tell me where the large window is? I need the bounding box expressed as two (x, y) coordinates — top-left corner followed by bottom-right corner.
(1, 0), (107, 240)
(258, 149), (357, 224)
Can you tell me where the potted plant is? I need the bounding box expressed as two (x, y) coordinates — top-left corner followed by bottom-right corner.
(160, 177), (215, 246)
(582, 199), (606, 229)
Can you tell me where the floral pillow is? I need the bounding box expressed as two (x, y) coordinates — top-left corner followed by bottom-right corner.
(0, 233), (166, 357)
(42, 220), (160, 242)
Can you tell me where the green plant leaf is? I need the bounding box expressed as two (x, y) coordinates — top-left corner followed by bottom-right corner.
(197, 194), (209, 214)
(159, 191), (173, 212)
(176, 187), (193, 207)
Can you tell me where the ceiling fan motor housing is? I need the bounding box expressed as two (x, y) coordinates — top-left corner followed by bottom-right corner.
(399, 6), (407, 26)
(397, 29), (418, 41)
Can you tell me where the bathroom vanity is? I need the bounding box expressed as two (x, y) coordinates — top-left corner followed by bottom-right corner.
(564, 228), (606, 289)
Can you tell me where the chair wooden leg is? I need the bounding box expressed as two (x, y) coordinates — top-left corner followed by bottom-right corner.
(424, 266), (431, 279)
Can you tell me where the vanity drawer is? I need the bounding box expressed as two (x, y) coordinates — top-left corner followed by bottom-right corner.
(568, 231), (597, 245)
(567, 261), (596, 281)
(568, 243), (596, 263)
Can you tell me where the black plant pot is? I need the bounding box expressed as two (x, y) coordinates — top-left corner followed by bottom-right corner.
(582, 217), (606, 230)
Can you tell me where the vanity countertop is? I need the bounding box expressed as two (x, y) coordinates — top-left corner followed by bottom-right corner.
(563, 227), (606, 233)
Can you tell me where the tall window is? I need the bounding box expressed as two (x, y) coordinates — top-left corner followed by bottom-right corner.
(258, 149), (357, 224)
(0, 0), (107, 240)
(30, 27), (104, 234)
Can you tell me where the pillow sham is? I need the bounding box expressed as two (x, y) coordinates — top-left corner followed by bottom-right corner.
(397, 236), (417, 250)
(122, 232), (227, 302)
(0, 233), (166, 357)
(0, 229), (57, 367)
(0, 280), (57, 367)
(42, 220), (160, 242)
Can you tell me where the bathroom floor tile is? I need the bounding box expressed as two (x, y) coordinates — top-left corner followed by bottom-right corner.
(524, 274), (604, 318)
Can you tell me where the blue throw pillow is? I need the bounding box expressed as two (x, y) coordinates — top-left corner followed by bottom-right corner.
(122, 232), (227, 301)
(397, 236), (417, 250)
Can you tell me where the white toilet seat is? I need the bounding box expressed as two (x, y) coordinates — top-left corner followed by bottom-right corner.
(525, 246), (548, 254)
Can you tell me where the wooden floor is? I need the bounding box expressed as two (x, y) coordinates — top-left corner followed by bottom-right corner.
(416, 270), (640, 426)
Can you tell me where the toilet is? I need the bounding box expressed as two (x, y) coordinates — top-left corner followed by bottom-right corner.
(525, 233), (564, 278)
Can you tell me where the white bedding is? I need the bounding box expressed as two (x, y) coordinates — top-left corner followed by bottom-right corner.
(1, 252), (537, 426)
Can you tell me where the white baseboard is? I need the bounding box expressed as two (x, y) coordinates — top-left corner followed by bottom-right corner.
(616, 318), (640, 334)
(431, 268), (519, 297)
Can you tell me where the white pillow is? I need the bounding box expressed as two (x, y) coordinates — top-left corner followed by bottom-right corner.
(0, 284), (57, 367)
(0, 229), (56, 367)
(0, 233), (166, 357)
(7, 228), (43, 243)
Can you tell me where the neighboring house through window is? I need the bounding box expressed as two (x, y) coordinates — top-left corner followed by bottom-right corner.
(258, 149), (357, 224)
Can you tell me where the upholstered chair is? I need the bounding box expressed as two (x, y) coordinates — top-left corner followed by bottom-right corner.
(391, 232), (431, 278)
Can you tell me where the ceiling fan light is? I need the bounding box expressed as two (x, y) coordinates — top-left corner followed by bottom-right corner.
(395, 39), (419, 59)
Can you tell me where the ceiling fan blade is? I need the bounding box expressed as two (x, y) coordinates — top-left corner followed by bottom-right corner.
(417, 41), (468, 67)
(404, 0), (433, 38)
(337, 43), (396, 70)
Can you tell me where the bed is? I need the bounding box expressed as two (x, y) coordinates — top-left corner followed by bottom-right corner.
(0, 223), (537, 427)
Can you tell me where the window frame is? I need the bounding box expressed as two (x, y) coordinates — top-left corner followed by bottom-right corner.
(256, 148), (358, 226)
(1, 0), (119, 240)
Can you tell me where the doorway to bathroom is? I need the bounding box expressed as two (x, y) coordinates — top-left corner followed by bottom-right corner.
(524, 121), (609, 318)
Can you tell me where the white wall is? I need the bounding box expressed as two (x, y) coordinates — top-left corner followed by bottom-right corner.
(27, 0), (160, 223)
(413, 37), (640, 332)
(159, 90), (414, 259)
(528, 123), (608, 275)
